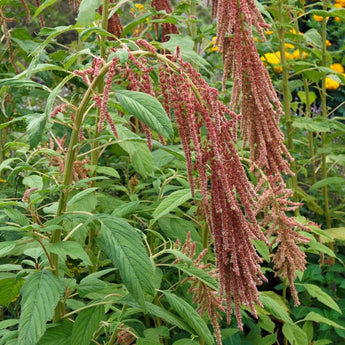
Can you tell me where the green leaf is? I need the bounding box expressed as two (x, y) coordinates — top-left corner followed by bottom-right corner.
(4, 208), (30, 226)
(37, 320), (73, 345)
(116, 90), (173, 140)
(310, 177), (345, 190)
(253, 239), (270, 262)
(26, 113), (47, 149)
(0, 319), (18, 330)
(162, 35), (211, 73)
(158, 216), (201, 245)
(0, 242), (16, 258)
(302, 312), (345, 329)
(132, 144), (154, 178)
(172, 263), (218, 290)
(322, 227), (345, 242)
(48, 241), (92, 266)
(282, 323), (308, 345)
(99, 216), (155, 310)
(307, 240), (336, 257)
(293, 117), (331, 132)
(297, 91), (317, 105)
(162, 291), (214, 345)
(67, 188), (98, 207)
(122, 297), (194, 333)
(298, 283), (341, 313)
(77, 277), (106, 297)
(313, 340), (333, 345)
(151, 189), (192, 225)
(173, 340), (200, 345)
(259, 292), (293, 323)
(0, 277), (24, 307)
(23, 175), (43, 191)
(33, 0), (58, 18)
(303, 29), (322, 48)
(111, 201), (141, 217)
(257, 334), (278, 345)
(95, 166), (120, 178)
(18, 270), (65, 345)
(77, 0), (101, 26)
(71, 305), (104, 345)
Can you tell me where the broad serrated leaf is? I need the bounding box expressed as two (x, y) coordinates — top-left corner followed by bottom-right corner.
(151, 189), (192, 225)
(99, 216), (155, 310)
(77, 277), (106, 297)
(67, 188), (98, 207)
(26, 113), (46, 149)
(303, 29), (321, 48)
(37, 320), (73, 345)
(23, 175), (43, 191)
(282, 323), (308, 345)
(132, 144), (154, 178)
(172, 263), (218, 290)
(302, 312), (345, 329)
(0, 278), (24, 307)
(71, 305), (104, 345)
(18, 270), (65, 345)
(95, 166), (120, 178)
(48, 241), (92, 266)
(116, 90), (173, 139)
(162, 290), (215, 345)
(4, 208), (30, 226)
(310, 177), (345, 190)
(77, 0), (101, 26)
(111, 201), (141, 217)
(298, 283), (341, 313)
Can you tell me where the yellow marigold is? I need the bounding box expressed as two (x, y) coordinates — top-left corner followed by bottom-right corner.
(335, 0), (345, 7)
(285, 43), (294, 49)
(292, 49), (308, 59)
(330, 63), (345, 73)
(210, 36), (219, 51)
(135, 3), (144, 10)
(265, 30), (274, 35)
(326, 39), (332, 46)
(313, 14), (324, 22)
(325, 77), (340, 90)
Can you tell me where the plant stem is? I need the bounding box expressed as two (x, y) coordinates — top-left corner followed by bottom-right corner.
(91, 0), (109, 170)
(303, 78), (316, 185)
(282, 278), (288, 345)
(189, 0), (197, 52)
(320, 5), (331, 229)
(277, 0), (299, 210)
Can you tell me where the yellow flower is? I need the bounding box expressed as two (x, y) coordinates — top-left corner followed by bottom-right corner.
(326, 39), (332, 46)
(135, 3), (144, 10)
(210, 36), (219, 52)
(325, 77), (340, 90)
(0, 178), (6, 183)
(265, 30), (274, 35)
(292, 49), (308, 59)
(330, 63), (345, 74)
(335, 0), (345, 7)
(313, 14), (324, 22)
(285, 43), (294, 49)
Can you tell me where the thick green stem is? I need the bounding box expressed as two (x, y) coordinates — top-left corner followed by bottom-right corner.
(278, 1), (299, 210)
(303, 79), (316, 185)
(91, 0), (109, 169)
(189, 0), (197, 52)
(320, 6), (331, 229)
